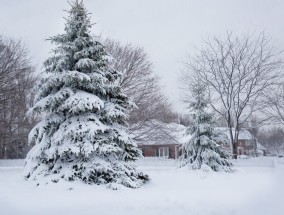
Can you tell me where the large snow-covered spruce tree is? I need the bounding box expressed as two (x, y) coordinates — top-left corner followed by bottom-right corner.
(179, 76), (233, 172)
(25, 1), (149, 188)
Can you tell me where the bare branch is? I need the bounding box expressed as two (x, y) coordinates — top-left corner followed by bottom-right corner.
(180, 32), (283, 158)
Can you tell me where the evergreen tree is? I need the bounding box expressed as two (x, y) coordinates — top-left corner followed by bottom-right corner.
(25, 1), (149, 188)
(179, 76), (233, 172)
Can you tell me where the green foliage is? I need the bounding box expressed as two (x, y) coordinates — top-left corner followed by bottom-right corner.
(180, 77), (233, 172)
(25, 1), (149, 188)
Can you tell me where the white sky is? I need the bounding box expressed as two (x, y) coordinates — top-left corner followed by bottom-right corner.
(1, 0), (284, 112)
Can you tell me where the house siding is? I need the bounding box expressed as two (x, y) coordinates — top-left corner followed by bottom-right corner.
(139, 144), (180, 159)
(138, 129), (263, 159)
(237, 140), (255, 155)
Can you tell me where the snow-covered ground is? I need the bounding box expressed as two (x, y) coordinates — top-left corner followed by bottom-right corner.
(0, 157), (283, 215)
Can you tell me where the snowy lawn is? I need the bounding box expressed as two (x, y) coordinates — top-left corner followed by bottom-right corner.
(0, 158), (283, 215)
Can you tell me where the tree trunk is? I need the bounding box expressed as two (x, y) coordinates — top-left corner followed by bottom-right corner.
(253, 136), (258, 157)
(232, 142), (238, 159)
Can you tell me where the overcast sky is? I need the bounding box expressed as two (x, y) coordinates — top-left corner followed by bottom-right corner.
(1, 0), (284, 112)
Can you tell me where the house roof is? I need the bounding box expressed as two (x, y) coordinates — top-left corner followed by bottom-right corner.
(216, 127), (269, 151)
(216, 127), (254, 140)
(135, 123), (258, 147)
(135, 122), (186, 146)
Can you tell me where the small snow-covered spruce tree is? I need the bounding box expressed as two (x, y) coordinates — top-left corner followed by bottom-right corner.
(179, 76), (233, 172)
(25, 0), (149, 188)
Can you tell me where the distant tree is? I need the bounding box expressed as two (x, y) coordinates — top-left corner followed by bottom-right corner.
(258, 127), (284, 156)
(263, 83), (284, 125)
(179, 75), (232, 172)
(181, 32), (283, 159)
(25, 1), (149, 188)
(178, 113), (193, 127)
(0, 37), (36, 159)
(242, 115), (266, 157)
(104, 39), (178, 145)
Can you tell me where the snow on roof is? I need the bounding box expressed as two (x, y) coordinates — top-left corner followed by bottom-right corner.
(216, 127), (254, 140)
(135, 124), (256, 146)
(134, 121), (186, 146)
(163, 123), (186, 144)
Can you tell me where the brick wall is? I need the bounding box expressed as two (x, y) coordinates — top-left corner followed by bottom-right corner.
(139, 144), (180, 159)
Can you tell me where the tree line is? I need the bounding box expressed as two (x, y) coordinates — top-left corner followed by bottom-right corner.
(180, 32), (284, 158)
(0, 37), (178, 159)
(0, 37), (36, 159)
(1, 30), (284, 159)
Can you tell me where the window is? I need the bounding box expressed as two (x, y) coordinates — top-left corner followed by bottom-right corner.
(159, 147), (169, 158)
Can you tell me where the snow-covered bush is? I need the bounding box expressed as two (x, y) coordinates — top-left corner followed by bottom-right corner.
(24, 0), (149, 188)
(179, 75), (233, 172)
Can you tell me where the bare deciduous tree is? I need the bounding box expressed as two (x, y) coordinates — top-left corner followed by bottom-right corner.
(258, 126), (284, 156)
(105, 39), (178, 145)
(243, 115), (261, 157)
(0, 37), (36, 159)
(181, 33), (283, 158)
(263, 83), (284, 125)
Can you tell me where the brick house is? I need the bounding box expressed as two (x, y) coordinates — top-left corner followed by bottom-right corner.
(139, 143), (181, 159)
(137, 123), (185, 160)
(138, 125), (267, 159)
(217, 127), (268, 156)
